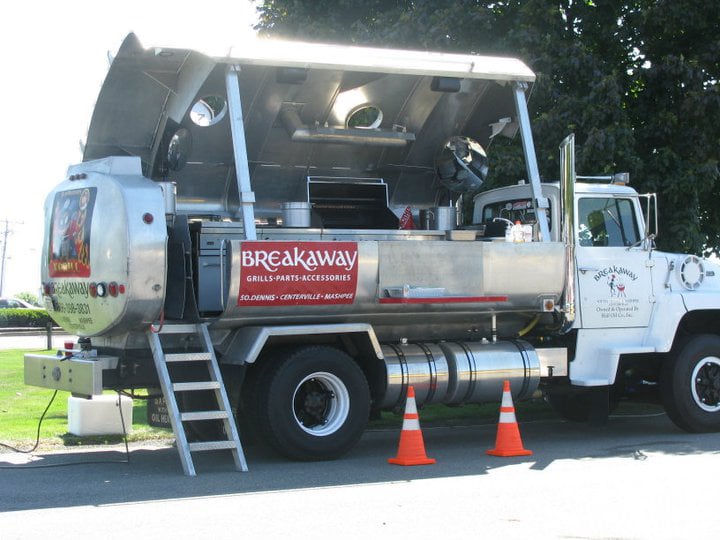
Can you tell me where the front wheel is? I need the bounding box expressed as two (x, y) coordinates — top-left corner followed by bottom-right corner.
(255, 346), (370, 460)
(661, 334), (720, 432)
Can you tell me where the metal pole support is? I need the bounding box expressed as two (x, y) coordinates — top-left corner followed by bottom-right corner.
(513, 83), (551, 242)
(46, 322), (53, 350)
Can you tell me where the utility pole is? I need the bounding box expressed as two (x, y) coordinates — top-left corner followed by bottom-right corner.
(0, 219), (23, 297)
(0, 219), (9, 297)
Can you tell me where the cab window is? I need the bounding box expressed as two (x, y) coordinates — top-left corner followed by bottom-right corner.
(578, 197), (640, 247)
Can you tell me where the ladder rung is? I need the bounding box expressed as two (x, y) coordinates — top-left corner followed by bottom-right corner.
(181, 411), (229, 421)
(189, 441), (238, 452)
(173, 381), (221, 392)
(165, 352), (212, 362)
(156, 324), (200, 335)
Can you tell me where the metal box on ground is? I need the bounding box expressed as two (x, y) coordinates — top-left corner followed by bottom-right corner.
(68, 394), (133, 436)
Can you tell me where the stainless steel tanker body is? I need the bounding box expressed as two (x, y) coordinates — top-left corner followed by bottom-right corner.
(40, 162), (565, 344)
(219, 236), (566, 341)
(41, 164), (557, 417)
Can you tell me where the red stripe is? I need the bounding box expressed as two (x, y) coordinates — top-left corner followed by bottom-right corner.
(379, 296), (508, 304)
(404, 413), (419, 420)
(500, 407), (515, 413)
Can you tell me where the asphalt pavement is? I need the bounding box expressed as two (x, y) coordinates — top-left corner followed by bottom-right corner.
(1, 406), (719, 539)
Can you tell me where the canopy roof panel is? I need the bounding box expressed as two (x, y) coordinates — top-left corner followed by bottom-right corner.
(84, 33), (535, 217)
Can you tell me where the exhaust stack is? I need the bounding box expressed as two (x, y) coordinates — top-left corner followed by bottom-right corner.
(559, 134), (577, 333)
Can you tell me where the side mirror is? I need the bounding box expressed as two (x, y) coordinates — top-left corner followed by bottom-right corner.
(639, 192), (658, 247)
(639, 193), (658, 250)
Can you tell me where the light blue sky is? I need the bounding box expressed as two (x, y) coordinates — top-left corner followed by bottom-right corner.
(0, 0), (258, 296)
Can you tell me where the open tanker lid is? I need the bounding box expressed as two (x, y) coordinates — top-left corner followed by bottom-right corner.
(83, 33), (535, 219)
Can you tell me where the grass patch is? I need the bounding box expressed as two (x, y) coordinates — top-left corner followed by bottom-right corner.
(1, 349), (171, 451)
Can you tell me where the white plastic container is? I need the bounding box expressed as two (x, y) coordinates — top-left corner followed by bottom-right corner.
(68, 394), (133, 436)
(508, 221), (533, 242)
(521, 223), (533, 242)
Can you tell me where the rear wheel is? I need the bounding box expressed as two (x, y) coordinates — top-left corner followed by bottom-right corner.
(254, 346), (370, 460)
(661, 334), (720, 432)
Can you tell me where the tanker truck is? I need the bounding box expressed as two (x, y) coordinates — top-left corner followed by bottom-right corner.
(25, 34), (720, 475)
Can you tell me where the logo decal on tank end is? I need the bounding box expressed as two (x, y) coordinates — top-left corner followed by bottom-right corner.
(48, 187), (97, 278)
(52, 281), (90, 299)
(238, 241), (359, 306)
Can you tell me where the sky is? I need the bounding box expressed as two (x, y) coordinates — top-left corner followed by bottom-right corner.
(0, 0), (259, 297)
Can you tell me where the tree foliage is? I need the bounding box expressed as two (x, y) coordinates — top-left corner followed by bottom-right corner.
(254, 0), (720, 254)
(15, 291), (40, 307)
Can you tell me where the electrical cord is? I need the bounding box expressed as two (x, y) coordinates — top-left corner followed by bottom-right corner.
(116, 390), (130, 460)
(0, 389), (58, 454)
(0, 390), (131, 469)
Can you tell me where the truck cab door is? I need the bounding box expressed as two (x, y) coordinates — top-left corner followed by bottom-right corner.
(575, 195), (654, 328)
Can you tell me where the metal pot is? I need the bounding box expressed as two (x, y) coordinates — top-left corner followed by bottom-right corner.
(281, 202), (311, 227)
(430, 206), (457, 231)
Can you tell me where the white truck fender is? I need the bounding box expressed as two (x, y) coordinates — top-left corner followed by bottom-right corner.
(571, 327), (654, 386)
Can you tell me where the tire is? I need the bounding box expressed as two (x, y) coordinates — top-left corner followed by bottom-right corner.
(254, 346), (370, 461)
(661, 334), (720, 433)
(238, 349), (287, 447)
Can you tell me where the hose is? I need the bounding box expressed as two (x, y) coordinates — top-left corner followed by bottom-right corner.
(517, 314), (541, 337)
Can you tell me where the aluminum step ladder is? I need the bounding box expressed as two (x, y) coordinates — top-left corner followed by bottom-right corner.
(147, 323), (248, 476)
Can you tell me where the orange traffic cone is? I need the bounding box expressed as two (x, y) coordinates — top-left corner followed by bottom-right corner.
(388, 386), (436, 466)
(486, 380), (533, 457)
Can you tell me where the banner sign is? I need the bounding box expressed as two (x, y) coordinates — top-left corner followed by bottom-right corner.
(237, 241), (359, 306)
